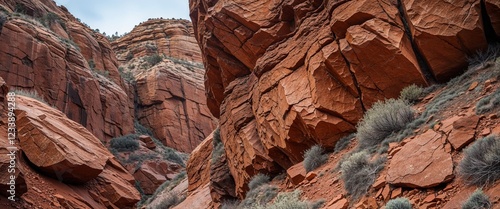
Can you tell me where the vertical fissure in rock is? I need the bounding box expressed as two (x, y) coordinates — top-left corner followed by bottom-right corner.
(480, 0), (499, 43)
(335, 39), (367, 112)
(396, 0), (437, 85)
(179, 76), (193, 150)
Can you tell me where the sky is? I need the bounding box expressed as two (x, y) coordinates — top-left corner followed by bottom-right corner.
(54, 0), (191, 35)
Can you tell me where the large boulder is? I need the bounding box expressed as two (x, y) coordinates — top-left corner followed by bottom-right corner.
(15, 96), (109, 183)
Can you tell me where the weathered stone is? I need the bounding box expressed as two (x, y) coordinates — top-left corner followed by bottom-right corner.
(448, 115), (480, 150)
(187, 131), (213, 193)
(133, 160), (182, 195)
(15, 96), (109, 183)
(210, 153), (236, 208)
(287, 162), (306, 185)
(138, 135), (156, 150)
(387, 130), (454, 188)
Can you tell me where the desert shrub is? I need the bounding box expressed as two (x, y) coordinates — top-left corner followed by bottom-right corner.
(154, 191), (183, 209)
(126, 52), (134, 61)
(462, 189), (491, 209)
(303, 145), (328, 172)
(467, 44), (500, 68)
(134, 120), (154, 136)
(118, 67), (135, 83)
(240, 184), (278, 208)
(145, 54), (163, 66)
(476, 89), (500, 115)
(109, 134), (139, 152)
(95, 69), (110, 78)
(399, 84), (424, 104)
(162, 147), (184, 166)
(259, 190), (308, 209)
(12, 89), (48, 104)
(334, 133), (355, 153)
(340, 151), (386, 200)
(40, 12), (60, 27)
(212, 127), (224, 162)
(0, 13), (7, 29)
(386, 198), (412, 209)
(248, 173), (270, 191)
(88, 59), (96, 70)
(459, 135), (500, 186)
(356, 99), (414, 149)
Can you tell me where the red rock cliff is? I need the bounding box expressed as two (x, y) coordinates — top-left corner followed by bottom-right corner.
(0, 0), (134, 141)
(112, 19), (217, 153)
(190, 0), (498, 197)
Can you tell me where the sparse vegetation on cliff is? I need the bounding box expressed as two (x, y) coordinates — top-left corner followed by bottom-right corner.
(459, 135), (500, 186)
(303, 145), (328, 172)
(109, 134), (140, 152)
(212, 127), (224, 163)
(145, 53), (163, 66)
(399, 84), (424, 104)
(356, 99), (415, 149)
(385, 198), (413, 209)
(248, 174), (270, 191)
(461, 189), (491, 209)
(340, 151), (386, 200)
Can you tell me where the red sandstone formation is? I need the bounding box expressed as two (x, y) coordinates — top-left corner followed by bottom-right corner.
(189, 0), (497, 197)
(112, 19), (216, 153)
(0, 0), (134, 141)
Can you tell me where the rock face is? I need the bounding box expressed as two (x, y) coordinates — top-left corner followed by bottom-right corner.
(187, 131), (213, 193)
(133, 160), (183, 195)
(0, 95), (140, 208)
(210, 153), (236, 208)
(112, 19), (216, 153)
(387, 130), (454, 188)
(15, 96), (109, 183)
(0, 0), (134, 141)
(134, 64), (216, 152)
(112, 19), (202, 63)
(190, 0), (496, 196)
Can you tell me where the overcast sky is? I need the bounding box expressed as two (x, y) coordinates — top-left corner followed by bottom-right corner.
(54, 0), (191, 35)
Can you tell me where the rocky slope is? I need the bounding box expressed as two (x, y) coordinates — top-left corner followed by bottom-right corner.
(112, 19), (216, 153)
(188, 0), (500, 199)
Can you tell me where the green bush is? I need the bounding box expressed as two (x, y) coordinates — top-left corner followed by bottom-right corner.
(134, 120), (154, 136)
(334, 133), (354, 153)
(259, 190), (308, 209)
(462, 189), (491, 209)
(109, 134), (139, 152)
(248, 173), (270, 191)
(126, 52), (134, 61)
(303, 145), (328, 172)
(145, 54), (163, 66)
(459, 135), (500, 186)
(162, 148), (184, 166)
(386, 198), (413, 209)
(399, 84), (424, 104)
(40, 12), (60, 27)
(340, 151), (386, 200)
(356, 99), (414, 149)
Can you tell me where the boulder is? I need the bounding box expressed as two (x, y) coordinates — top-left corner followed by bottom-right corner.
(287, 162), (306, 185)
(133, 160), (183, 195)
(15, 96), (109, 183)
(187, 130), (213, 193)
(387, 130), (454, 188)
(139, 135), (156, 150)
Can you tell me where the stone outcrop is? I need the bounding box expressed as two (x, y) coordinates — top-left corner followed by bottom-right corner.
(111, 18), (216, 153)
(387, 130), (454, 188)
(0, 95), (140, 208)
(133, 160), (183, 195)
(15, 96), (109, 183)
(187, 131), (213, 193)
(209, 153), (236, 208)
(112, 19), (202, 63)
(0, 0), (134, 141)
(134, 63), (216, 152)
(190, 0), (497, 196)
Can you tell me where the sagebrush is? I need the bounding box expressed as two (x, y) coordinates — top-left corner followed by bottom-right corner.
(340, 151), (386, 200)
(356, 99), (414, 149)
(458, 135), (500, 186)
(385, 198), (413, 209)
(303, 145), (328, 172)
(462, 189), (491, 209)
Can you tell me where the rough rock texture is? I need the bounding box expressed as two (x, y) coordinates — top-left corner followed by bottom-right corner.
(210, 153), (236, 208)
(15, 96), (110, 183)
(0, 0), (134, 141)
(441, 115), (480, 150)
(0, 95), (140, 208)
(133, 160), (183, 195)
(134, 64), (216, 152)
(187, 131), (213, 193)
(486, 0), (500, 39)
(112, 19), (202, 63)
(173, 183), (214, 209)
(190, 0), (497, 196)
(387, 130), (454, 188)
(112, 18), (216, 153)
(287, 162), (307, 185)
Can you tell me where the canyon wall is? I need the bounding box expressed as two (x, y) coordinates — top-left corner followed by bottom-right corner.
(189, 0), (497, 197)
